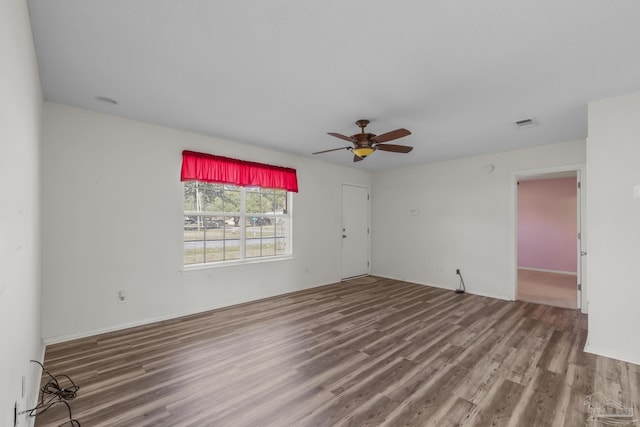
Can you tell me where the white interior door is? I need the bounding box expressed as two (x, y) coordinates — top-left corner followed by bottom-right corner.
(342, 184), (369, 279)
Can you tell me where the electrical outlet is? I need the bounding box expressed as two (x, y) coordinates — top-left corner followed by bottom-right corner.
(118, 290), (127, 304)
(456, 269), (461, 275)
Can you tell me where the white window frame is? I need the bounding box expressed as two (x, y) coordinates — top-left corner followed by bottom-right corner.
(183, 182), (292, 268)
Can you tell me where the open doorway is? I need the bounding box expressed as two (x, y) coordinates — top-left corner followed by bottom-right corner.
(516, 171), (580, 309)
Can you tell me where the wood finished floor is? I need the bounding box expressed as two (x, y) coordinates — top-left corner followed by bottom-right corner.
(517, 269), (578, 309)
(36, 277), (640, 427)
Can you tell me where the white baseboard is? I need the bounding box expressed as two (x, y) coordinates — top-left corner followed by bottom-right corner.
(372, 274), (513, 302)
(42, 280), (338, 345)
(43, 310), (211, 345)
(584, 341), (640, 367)
(518, 266), (577, 276)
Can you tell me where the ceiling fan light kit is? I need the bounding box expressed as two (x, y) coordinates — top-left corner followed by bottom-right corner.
(313, 119), (413, 162)
(352, 147), (375, 158)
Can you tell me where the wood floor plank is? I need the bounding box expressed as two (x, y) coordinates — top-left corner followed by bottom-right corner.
(34, 276), (640, 426)
(431, 396), (476, 426)
(300, 357), (417, 427)
(333, 393), (399, 427)
(512, 367), (564, 426)
(469, 378), (525, 427)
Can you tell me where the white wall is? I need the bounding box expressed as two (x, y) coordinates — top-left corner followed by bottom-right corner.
(371, 140), (585, 300)
(41, 102), (371, 342)
(0, 0), (44, 425)
(586, 91), (640, 365)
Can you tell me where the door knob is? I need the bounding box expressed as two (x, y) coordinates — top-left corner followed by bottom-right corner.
(342, 235), (347, 238)
(580, 251), (587, 256)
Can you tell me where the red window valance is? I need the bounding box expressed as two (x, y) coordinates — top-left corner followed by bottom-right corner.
(181, 150), (298, 193)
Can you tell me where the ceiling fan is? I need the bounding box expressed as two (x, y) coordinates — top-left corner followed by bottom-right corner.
(313, 119), (413, 162)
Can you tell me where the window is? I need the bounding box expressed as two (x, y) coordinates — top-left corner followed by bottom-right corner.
(183, 182), (291, 266)
(180, 150), (297, 267)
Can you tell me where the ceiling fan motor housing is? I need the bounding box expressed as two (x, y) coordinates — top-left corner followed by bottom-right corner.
(353, 132), (375, 146)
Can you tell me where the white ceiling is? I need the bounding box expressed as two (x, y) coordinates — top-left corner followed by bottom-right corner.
(27, 0), (640, 170)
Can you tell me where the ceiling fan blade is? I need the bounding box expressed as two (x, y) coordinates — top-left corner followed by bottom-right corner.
(328, 132), (357, 143)
(353, 154), (364, 162)
(371, 128), (411, 143)
(312, 146), (351, 155)
(375, 143), (413, 153)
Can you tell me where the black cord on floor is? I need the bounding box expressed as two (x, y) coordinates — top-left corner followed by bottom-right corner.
(455, 270), (466, 294)
(25, 360), (81, 427)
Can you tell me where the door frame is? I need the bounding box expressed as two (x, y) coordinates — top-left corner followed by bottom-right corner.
(341, 183), (371, 280)
(511, 164), (587, 313)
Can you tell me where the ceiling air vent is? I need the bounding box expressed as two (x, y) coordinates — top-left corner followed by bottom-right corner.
(513, 117), (539, 129)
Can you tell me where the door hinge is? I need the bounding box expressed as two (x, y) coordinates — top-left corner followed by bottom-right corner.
(578, 181), (581, 189)
(578, 284), (582, 291)
(367, 261), (370, 267)
(578, 232), (581, 240)
(367, 194), (370, 200)
(367, 227), (370, 234)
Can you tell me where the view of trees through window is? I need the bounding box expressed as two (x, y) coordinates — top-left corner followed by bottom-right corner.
(184, 182), (290, 265)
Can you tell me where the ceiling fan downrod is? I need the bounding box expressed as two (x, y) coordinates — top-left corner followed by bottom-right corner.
(356, 119), (369, 133)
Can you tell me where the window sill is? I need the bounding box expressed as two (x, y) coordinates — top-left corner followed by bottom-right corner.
(180, 255), (293, 272)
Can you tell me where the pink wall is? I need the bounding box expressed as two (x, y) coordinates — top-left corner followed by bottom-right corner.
(517, 177), (577, 273)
